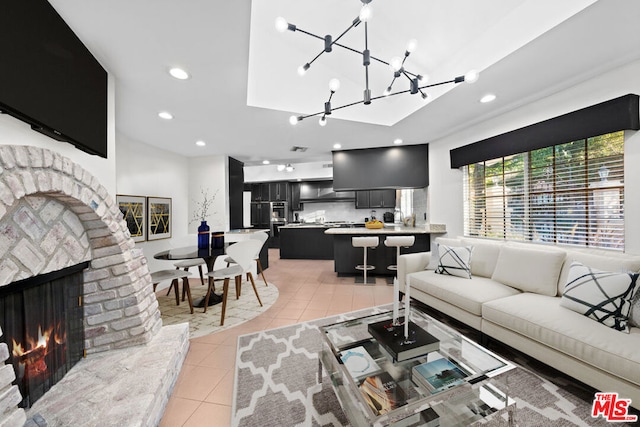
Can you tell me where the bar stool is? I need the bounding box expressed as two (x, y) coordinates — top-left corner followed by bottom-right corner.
(151, 269), (194, 314)
(384, 236), (415, 285)
(352, 236), (379, 284)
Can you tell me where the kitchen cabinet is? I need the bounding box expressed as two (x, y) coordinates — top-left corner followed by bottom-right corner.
(355, 189), (396, 209)
(290, 182), (302, 211)
(279, 226), (333, 259)
(269, 182), (288, 201)
(250, 183), (270, 201)
(250, 202), (270, 227)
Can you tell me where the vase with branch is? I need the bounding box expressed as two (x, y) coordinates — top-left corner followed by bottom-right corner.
(190, 188), (218, 249)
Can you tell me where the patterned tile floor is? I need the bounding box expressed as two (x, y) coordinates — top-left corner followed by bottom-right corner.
(159, 249), (395, 426)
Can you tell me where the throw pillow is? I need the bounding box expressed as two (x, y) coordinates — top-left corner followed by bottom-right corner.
(560, 262), (639, 333)
(426, 243), (439, 270)
(435, 244), (473, 279)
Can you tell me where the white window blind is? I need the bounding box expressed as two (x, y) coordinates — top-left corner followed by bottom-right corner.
(463, 131), (624, 250)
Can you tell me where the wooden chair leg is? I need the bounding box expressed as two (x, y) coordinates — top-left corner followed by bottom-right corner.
(247, 273), (263, 307)
(172, 279), (180, 306)
(203, 276), (215, 313)
(220, 278), (230, 326)
(166, 273), (177, 296)
(181, 268), (189, 301)
(183, 277), (194, 314)
(153, 282), (158, 292)
(235, 275), (241, 299)
(257, 259), (268, 286)
(197, 265), (205, 286)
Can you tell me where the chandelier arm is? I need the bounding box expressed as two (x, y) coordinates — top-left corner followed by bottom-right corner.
(364, 22), (370, 91)
(331, 20), (359, 46)
(295, 28), (325, 41)
(308, 50), (326, 66)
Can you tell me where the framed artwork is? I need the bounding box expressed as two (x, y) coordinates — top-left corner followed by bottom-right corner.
(147, 197), (172, 240)
(116, 195), (146, 242)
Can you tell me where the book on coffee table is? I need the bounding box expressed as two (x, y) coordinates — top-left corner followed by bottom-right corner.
(412, 357), (469, 394)
(368, 318), (439, 362)
(339, 345), (381, 378)
(358, 371), (408, 415)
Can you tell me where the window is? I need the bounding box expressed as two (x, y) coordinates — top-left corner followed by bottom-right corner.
(463, 131), (624, 250)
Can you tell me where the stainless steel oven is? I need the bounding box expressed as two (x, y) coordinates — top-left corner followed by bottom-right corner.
(270, 202), (287, 222)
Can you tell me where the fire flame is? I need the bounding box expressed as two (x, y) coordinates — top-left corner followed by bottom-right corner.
(11, 323), (66, 379)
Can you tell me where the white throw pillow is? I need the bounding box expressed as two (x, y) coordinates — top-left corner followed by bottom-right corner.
(491, 244), (565, 296)
(426, 237), (462, 271)
(435, 244), (473, 279)
(560, 262), (639, 333)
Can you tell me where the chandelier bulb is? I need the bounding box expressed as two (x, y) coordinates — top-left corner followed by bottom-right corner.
(275, 17), (288, 33)
(319, 116), (327, 126)
(406, 39), (418, 54)
(383, 86), (392, 96)
(289, 115), (300, 125)
(328, 78), (340, 93)
(359, 4), (373, 22)
(390, 56), (403, 72)
(421, 92), (428, 100)
(464, 70), (479, 84)
(297, 63), (310, 76)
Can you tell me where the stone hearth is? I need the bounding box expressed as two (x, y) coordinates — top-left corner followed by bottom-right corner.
(0, 145), (187, 426)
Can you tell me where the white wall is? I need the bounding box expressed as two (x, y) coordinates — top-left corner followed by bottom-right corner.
(427, 59), (640, 254)
(0, 75), (117, 194)
(115, 133), (190, 273)
(188, 155), (230, 234)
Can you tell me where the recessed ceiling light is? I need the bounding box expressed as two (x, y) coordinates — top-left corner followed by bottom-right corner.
(480, 94), (496, 103)
(262, 160), (270, 165)
(393, 138), (403, 145)
(158, 111), (173, 120)
(276, 164), (285, 171)
(333, 143), (342, 149)
(169, 67), (190, 80)
(195, 140), (206, 147)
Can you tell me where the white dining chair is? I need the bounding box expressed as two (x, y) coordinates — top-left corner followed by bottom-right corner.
(225, 231), (270, 288)
(204, 239), (263, 325)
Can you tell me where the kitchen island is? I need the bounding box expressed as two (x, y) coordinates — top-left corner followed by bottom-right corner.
(279, 224), (337, 260)
(324, 224), (446, 277)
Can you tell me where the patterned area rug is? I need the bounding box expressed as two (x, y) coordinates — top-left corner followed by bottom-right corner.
(232, 305), (636, 427)
(157, 278), (278, 339)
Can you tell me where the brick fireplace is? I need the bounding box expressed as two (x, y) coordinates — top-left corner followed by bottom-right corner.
(0, 145), (187, 426)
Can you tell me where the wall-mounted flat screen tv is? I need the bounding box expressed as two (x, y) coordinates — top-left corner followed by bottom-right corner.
(332, 144), (429, 191)
(0, 0), (108, 158)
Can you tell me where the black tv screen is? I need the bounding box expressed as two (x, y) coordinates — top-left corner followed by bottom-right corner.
(0, 0), (108, 158)
(332, 144), (429, 191)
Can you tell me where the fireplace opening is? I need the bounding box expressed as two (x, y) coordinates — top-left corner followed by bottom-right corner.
(0, 261), (87, 408)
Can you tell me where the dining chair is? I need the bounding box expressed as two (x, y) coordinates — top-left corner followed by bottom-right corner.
(204, 239), (264, 325)
(151, 269), (194, 314)
(225, 231), (270, 292)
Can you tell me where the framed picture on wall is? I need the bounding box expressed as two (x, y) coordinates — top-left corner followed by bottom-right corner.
(116, 195), (147, 242)
(147, 197), (172, 240)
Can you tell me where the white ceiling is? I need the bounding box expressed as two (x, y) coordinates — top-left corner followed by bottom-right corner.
(48, 0), (640, 166)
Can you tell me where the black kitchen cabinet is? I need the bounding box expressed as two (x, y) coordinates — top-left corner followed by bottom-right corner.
(355, 190), (396, 209)
(269, 182), (288, 201)
(290, 182), (302, 211)
(279, 226), (333, 259)
(250, 202), (270, 226)
(251, 183), (270, 201)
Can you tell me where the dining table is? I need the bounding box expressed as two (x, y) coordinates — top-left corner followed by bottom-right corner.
(153, 245), (227, 307)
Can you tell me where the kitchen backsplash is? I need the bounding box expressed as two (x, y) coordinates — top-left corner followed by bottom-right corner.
(295, 201), (393, 223)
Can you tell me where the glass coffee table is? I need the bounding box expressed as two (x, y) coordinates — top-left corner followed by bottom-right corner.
(319, 308), (516, 426)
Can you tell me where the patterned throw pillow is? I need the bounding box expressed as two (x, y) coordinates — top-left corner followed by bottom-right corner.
(435, 245), (473, 279)
(561, 262), (639, 333)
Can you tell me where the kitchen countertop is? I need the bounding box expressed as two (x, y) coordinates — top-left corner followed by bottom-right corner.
(324, 224), (446, 234)
(226, 228), (270, 234)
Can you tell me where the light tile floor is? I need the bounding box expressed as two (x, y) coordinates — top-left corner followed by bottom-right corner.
(159, 249), (395, 427)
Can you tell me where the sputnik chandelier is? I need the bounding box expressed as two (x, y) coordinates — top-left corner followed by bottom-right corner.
(276, 0), (479, 127)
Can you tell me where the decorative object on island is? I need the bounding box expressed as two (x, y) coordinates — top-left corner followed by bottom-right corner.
(147, 197), (172, 240)
(276, 0), (478, 126)
(364, 219), (384, 229)
(116, 195), (147, 242)
(367, 316), (439, 362)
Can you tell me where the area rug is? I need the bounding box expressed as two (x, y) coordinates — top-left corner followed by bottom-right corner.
(231, 305), (634, 427)
(157, 278), (278, 339)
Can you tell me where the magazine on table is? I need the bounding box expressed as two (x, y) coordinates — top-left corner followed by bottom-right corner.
(339, 345), (381, 378)
(412, 356), (470, 394)
(358, 371), (408, 416)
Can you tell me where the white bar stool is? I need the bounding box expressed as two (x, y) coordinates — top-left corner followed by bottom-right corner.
(352, 236), (379, 284)
(384, 236), (416, 272)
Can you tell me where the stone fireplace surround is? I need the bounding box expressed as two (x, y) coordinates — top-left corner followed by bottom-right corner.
(0, 145), (188, 426)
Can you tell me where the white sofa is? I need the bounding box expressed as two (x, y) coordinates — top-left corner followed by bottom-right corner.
(398, 236), (640, 405)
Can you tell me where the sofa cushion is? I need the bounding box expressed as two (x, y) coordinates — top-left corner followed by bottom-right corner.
(560, 262), (639, 333)
(491, 244), (565, 296)
(558, 250), (640, 296)
(408, 270), (520, 316)
(435, 244), (473, 279)
(460, 238), (501, 278)
(482, 293), (640, 387)
(427, 237), (463, 270)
